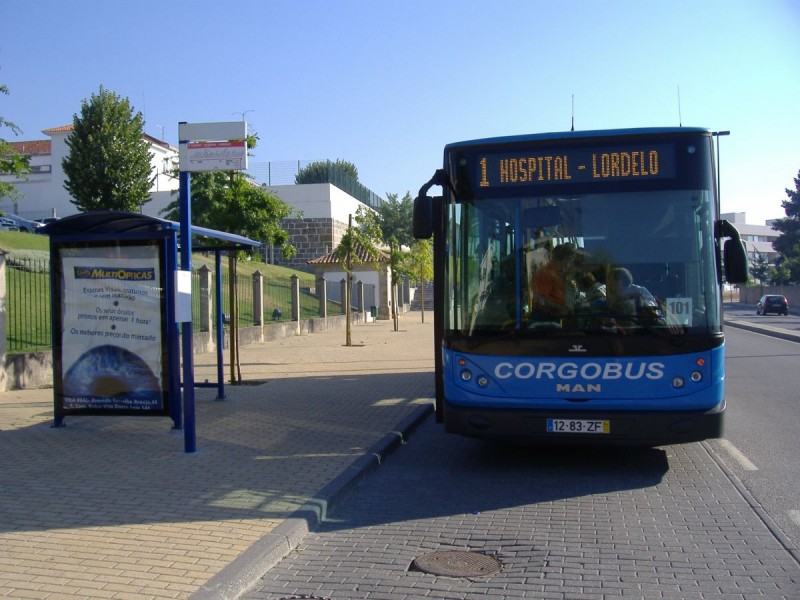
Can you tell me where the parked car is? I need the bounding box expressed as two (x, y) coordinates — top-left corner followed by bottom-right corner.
(4, 214), (44, 233)
(756, 294), (789, 316)
(0, 217), (20, 231)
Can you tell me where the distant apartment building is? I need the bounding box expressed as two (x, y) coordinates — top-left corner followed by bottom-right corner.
(721, 212), (781, 264)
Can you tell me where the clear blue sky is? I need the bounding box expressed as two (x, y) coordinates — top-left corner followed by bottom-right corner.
(2, 0), (798, 225)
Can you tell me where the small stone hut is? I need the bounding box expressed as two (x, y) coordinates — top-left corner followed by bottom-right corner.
(307, 243), (393, 319)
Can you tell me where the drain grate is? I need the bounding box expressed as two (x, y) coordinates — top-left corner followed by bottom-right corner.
(412, 550), (502, 578)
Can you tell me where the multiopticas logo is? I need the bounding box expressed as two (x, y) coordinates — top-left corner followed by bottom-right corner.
(74, 267), (155, 281)
(494, 361), (665, 381)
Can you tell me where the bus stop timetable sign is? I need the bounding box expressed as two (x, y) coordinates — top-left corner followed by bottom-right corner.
(178, 121), (248, 172)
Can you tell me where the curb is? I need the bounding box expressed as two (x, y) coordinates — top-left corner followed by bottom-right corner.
(724, 319), (800, 343)
(190, 401), (434, 600)
(702, 440), (800, 566)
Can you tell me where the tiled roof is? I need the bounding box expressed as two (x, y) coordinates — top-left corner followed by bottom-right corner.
(10, 140), (51, 155)
(40, 125), (173, 150)
(41, 125), (74, 135)
(308, 242), (388, 265)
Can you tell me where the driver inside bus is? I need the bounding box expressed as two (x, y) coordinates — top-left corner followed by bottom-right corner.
(607, 268), (658, 313)
(530, 242), (579, 320)
(604, 267), (681, 333)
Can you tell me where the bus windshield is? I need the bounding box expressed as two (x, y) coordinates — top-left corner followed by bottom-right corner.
(449, 189), (721, 336)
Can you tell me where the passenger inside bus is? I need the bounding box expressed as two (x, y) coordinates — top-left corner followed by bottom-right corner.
(576, 271), (607, 310)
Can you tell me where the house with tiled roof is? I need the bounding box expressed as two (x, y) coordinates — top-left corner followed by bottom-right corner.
(0, 125), (179, 221)
(307, 242), (393, 319)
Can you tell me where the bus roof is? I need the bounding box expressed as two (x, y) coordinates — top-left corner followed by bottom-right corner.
(444, 127), (712, 150)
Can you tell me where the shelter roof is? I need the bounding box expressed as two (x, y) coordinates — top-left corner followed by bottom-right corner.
(43, 210), (260, 250)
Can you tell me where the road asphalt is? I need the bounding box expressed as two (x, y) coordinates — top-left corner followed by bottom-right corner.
(0, 308), (797, 599)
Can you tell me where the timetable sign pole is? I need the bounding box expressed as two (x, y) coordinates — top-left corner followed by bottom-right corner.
(177, 121), (248, 453)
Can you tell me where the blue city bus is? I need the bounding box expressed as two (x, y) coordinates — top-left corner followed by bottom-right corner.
(413, 127), (748, 445)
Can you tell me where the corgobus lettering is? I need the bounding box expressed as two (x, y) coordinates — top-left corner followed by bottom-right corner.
(494, 361), (665, 381)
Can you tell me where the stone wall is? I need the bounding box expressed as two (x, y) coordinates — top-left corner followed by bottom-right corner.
(277, 217), (348, 271)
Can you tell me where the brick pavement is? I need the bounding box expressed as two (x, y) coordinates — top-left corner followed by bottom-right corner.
(244, 418), (800, 600)
(0, 314), (435, 599)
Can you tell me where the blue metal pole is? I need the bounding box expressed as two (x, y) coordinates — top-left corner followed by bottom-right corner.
(179, 168), (196, 453)
(215, 250), (225, 400)
(167, 235), (182, 430)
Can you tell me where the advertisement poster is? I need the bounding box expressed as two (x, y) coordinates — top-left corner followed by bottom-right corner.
(57, 243), (168, 413)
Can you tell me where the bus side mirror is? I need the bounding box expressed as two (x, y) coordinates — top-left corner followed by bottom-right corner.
(723, 238), (748, 284)
(413, 194), (433, 239)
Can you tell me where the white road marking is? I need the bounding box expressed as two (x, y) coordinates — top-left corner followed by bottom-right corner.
(718, 438), (759, 471)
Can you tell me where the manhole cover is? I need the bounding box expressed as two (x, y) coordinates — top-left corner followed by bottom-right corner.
(412, 550), (501, 577)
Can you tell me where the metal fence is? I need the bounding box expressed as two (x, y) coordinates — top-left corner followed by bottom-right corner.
(3, 257), (336, 354)
(190, 269), (339, 330)
(5, 256), (51, 353)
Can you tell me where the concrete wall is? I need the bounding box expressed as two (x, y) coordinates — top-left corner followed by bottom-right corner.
(738, 285), (800, 311)
(265, 183), (367, 222)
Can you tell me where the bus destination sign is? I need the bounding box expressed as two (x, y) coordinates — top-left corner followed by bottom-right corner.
(477, 144), (675, 188)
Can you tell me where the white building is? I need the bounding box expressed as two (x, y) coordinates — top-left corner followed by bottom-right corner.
(721, 212), (782, 264)
(0, 125), (179, 221)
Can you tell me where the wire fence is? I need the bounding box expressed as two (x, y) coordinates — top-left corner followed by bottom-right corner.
(245, 159), (385, 210)
(4, 256), (337, 354)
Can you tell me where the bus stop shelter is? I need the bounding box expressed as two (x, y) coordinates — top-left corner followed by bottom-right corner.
(46, 211), (260, 450)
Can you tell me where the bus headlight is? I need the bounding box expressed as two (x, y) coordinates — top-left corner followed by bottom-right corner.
(476, 375), (489, 387)
(690, 370), (703, 382)
(460, 370), (472, 382)
(672, 376), (685, 389)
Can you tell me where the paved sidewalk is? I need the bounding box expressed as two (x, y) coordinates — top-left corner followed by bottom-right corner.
(0, 314), (435, 599)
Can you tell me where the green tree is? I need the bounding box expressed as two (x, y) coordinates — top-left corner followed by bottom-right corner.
(770, 169), (800, 280)
(748, 250), (770, 293)
(62, 87), (154, 212)
(0, 82), (31, 199)
(386, 236), (407, 331)
(160, 171), (298, 259)
(376, 192), (414, 247)
(295, 159), (358, 184)
(777, 257), (800, 284)
(768, 262), (792, 286)
(406, 239), (434, 323)
(333, 206), (383, 346)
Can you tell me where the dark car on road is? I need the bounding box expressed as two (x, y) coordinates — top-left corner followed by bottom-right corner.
(756, 294), (789, 316)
